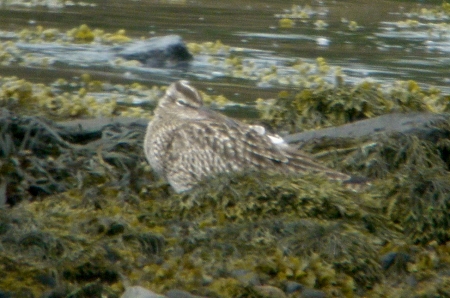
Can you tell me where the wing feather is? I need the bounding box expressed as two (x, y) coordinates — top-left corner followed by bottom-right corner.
(164, 118), (350, 187)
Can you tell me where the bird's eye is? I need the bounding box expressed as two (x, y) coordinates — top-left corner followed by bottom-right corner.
(176, 98), (188, 106)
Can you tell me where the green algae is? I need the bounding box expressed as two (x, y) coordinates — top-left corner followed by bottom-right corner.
(70, 24), (95, 43)
(66, 25), (132, 44)
(409, 1), (450, 19)
(274, 4), (322, 21)
(299, 119), (450, 246)
(187, 40), (230, 56)
(278, 18), (295, 29)
(0, 76), (157, 120)
(258, 79), (449, 133)
(17, 24), (131, 44)
(186, 42), (355, 89)
(274, 4), (362, 33)
(0, 76), (233, 122)
(2, 162), (449, 297)
(0, 24), (135, 71)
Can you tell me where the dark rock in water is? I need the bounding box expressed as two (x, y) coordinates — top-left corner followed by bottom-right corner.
(117, 35), (193, 68)
(15, 34), (192, 70)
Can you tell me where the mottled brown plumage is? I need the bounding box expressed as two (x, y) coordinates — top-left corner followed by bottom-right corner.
(144, 80), (351, 193)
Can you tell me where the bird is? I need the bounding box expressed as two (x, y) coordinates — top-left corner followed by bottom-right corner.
(144, 80), (356, 193)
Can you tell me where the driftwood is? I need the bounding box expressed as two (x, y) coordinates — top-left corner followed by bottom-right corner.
(51, 112), (449, 145)
(284, 112), (449, 144)
(53, 117), (148, 147)
(2, 110), (446, 156)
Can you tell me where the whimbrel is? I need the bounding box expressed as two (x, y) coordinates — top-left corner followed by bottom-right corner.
(144, 80), (353, 193)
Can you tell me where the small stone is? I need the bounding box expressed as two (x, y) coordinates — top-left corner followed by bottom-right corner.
(166, 289), (205, 298)
(380, 252), (412, 271)
(405, 275), (418, 287)
(106, 222), (125, 236)
(231, 269), (261, 286)
(254, 285), (287, 298)
(284, 281), (303, 294)
(300, 288), (327, 298)
(0, 291), (12, 298)
(121, 286), (166, 298)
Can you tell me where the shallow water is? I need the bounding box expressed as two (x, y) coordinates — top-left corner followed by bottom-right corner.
(0, 0), (448, 105)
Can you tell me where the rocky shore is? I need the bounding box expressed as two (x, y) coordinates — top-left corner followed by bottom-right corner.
(1, 88), (449, 297)
(0, 21), (449, 298)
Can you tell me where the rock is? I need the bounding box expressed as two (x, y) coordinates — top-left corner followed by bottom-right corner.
(284, 281), (303, 294)
(230, 269), (261, 286)
(0, 180), (6, 207)
(121, 286), (167, 298)
(254, 285), (287, 298)
(0, 291), (12, 298)
(405, 275), (418, 287)
(117, 35), (193, 67)
(380, 252), (412, 271)
(300, 288), (327, 298)
(15, 34), (193, 70)
(165, 289), (205, 298)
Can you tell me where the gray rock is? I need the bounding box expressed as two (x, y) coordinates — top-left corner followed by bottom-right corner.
(254, 285), (287, 298)
(165, 289), (205, 298)
(121, 286), (167, 298)
(380, 252), (412, 271)
(231, 269), (261, 286)
(117, 35), (192, 68)
(300, 288), (327, 298)
(284, 281), (303, 293)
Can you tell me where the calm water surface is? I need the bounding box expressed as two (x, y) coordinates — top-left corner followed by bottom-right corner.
(0, 0), (448, 104)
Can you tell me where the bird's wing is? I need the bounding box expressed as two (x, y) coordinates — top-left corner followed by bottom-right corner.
(168, 120), (289, 168)
(167, 119), (350, 181)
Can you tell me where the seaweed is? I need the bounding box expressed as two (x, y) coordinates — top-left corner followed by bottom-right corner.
(259, 80), (449, 133)
(1, 78), (450, 297)
(0, 111), (149, 205)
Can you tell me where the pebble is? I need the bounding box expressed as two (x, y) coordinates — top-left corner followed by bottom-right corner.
(300, 288), (327, 298)
(231, 269), (261, 286)
(166, 289), (205, 298)
(254, 285), (287, 298)
(284, 281), (304, 293)
(121, 286), (167, 298)
(380, 252), (412, 270)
